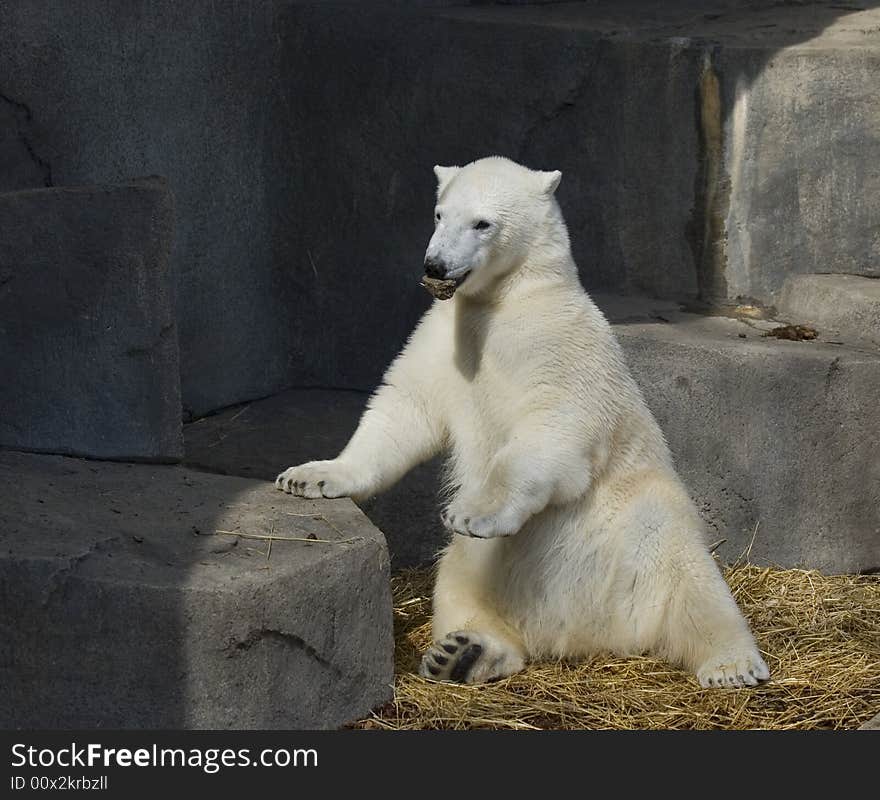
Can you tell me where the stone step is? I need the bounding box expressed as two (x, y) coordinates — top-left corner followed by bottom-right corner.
(778, 274), (880, 348)
(185, 295), (880, 574)
(0, 178), (183, 462)
(598, 294), (880, 575)
(0, 450), (393, 729)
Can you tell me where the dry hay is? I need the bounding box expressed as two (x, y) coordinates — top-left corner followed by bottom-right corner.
(355, 565), (880, 730)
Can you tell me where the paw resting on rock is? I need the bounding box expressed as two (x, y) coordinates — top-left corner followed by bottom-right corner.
(275, 460), (359, 499)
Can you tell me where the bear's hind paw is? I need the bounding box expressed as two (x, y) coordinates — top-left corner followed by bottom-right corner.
(419, 631), (524, 685)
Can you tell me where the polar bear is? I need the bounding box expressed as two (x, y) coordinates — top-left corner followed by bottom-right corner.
(276, 156), (770, 689)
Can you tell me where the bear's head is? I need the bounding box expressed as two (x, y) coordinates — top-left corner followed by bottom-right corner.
(424, 156), (563, 299)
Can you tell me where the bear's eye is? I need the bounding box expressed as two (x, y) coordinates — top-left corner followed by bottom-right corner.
(474, 220), (491, 230)
(435, 211), (442, 222)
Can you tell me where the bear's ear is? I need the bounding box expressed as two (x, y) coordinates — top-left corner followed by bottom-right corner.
(433, 165), (460, 194)
(538, 169), (562, 196)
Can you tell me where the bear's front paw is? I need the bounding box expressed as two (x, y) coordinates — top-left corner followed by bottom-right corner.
(274, 460), (361, 499)
(441, 497), (522, 539)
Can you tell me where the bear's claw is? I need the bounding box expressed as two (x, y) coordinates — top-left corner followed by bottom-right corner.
(696, 649), (770, 689)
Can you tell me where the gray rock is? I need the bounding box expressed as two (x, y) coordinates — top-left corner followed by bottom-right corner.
(720, 43), (880, 305)
(778, 274), (880, 348)
(2, 1), (877, 415)
(859, 712), (880, 730)
(0, 178), (182, 462)
(0, 450), (393, 729)
(0, 2), (297, 417)
(187, 296), (880, 574)
(599, 295), (880, 574)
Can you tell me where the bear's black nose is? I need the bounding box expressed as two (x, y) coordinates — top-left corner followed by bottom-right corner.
(424, 257), (446, 280)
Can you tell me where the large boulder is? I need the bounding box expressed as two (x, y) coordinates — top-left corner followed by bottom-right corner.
(0, 178), (182, 462)
(0, 451), (393, 729)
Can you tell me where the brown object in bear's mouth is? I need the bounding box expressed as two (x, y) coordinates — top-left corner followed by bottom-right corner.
(421, 276), (458, 301)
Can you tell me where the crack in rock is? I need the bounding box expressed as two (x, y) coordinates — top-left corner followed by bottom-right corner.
(228, 628), (341, 675)
(125, 323), (176, 358)
(686, 45), (730, 305)
(0, 90), (53, 187)
(40, 535), (122, 608)
(518, 44), (605, 161)
(824, 356), (841, 391)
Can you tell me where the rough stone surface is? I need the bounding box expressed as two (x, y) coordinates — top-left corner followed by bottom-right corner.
(0, 450), (393, 729)
(859, 712), (880, 730)
(0, 179), (182, 462)
(0, 2), (300, 418)
(719, 42), (880, 304)
(2, 2), (877, 414)
(778, 274), (880, 348)
(185, 390), (446, 569)
(600, 295), (880, 574)
(187, 296), (880, 574)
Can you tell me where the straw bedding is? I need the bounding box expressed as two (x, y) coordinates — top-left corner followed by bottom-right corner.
(355, 564), (880, 730)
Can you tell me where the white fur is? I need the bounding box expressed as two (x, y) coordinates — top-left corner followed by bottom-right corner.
(276, 156), (769, 689)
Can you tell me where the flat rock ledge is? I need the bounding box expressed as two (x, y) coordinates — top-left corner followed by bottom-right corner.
(0, 450), (393, 729)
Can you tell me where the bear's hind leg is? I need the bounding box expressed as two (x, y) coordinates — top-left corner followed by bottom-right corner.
(420, 549), (527, 685)
(619, 474), (769, 689)
(662, 534), (770, 688)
